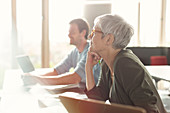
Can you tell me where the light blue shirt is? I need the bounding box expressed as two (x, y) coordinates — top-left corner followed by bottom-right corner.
(54, 42), (100, 84)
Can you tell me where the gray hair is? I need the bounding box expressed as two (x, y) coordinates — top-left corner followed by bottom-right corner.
(94, 14), (134, 49)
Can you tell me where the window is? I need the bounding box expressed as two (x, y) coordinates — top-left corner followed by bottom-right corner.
(17, 0), (42, 67)
(165, 0), (170, 45)
(112, 0), (138, 46)
(49, 0), (84, 67)
(112, 0), (163, 47)
(140, 0), (161, 46)
(0, 0), (11, 89)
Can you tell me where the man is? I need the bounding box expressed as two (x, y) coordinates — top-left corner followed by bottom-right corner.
(23, 18), (100, 87)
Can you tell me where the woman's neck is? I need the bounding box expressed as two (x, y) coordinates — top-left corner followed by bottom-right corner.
(102, 48), (121, 74)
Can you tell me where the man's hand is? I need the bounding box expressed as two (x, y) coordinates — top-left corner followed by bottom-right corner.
(21, 73), (38, 86)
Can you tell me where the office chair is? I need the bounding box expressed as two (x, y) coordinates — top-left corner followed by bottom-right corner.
(150, 56), (168, 65)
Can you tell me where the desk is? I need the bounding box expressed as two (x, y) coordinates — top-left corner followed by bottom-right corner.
(0, 69), (86, 113)
(145, 66), (170, 112)
(145, 65), (170, 89)
(1, 68), (170, 113)
(145, 65), (170, 82)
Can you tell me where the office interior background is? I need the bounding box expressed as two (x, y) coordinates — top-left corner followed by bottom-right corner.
(0, 0), (170, 89)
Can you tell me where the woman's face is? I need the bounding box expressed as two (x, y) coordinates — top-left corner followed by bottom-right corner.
(89, 26), (105, 54)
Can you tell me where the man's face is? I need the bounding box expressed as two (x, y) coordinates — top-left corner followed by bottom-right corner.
(68, 23), (82, 45)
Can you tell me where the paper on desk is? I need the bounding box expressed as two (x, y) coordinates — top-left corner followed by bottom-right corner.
(26, 83), (80, 90)
(39, 84), (80, 90)
(27, 84), (80, 98)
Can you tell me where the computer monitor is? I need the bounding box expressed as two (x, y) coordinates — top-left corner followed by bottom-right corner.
(16, 55), (35, 73)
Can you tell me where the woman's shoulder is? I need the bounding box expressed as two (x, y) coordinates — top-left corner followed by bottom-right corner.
(114, 49), (133, 63)
(117, 49), (134, 58)
(113, 49), (144, 73)
(113, 49), (146, 81)
(115, 49), (140, 64)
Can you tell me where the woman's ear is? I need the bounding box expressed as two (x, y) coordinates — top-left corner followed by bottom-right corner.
(105, 34), (114, 46)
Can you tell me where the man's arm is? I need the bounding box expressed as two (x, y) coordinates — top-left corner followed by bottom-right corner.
(34, 72), (81, 85)
(41, 68), (58, 76)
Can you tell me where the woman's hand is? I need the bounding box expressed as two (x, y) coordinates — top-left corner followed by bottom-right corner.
(86, 47), (101, 68)
(85, 47), (101, 90)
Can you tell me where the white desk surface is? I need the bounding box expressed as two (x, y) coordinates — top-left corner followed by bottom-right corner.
(0, 69), (86, 113)
(1, 67), (170, 113)
(145, 65), (170, 81)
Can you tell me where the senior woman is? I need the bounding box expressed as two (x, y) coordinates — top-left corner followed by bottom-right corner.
(85, 14), (167, 113)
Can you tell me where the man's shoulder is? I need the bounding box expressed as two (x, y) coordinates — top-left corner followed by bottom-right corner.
(70, 47), (79, 54)
(82, 42), (90, 53)
(69, 42), (90, 57)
